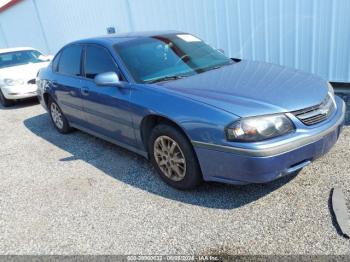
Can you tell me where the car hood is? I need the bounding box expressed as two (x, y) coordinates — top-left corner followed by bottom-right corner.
(0, 62), (50, 82)
(158, 60), (329, 117)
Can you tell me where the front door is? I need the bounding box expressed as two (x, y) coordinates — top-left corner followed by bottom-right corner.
(80, 45), (136, 146)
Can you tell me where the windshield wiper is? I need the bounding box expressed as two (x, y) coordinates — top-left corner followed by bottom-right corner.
(202, 62), (233, 73)
(209, 65), (223, 70)
(147, 74), (189, 84)
(200, 59), (235, 73)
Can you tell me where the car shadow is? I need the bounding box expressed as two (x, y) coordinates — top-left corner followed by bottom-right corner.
(24, 113), (298, 209)
(0, 98), (39, 110)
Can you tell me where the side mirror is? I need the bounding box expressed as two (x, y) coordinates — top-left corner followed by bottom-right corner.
(94, 72), (120, 86)
(46, 55), (54, 61)
(39, 54), (53, 62)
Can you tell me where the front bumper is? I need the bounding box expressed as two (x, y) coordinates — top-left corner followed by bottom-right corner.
(37, 88), (47, 109)
(1, 84), (38, 100)
(193, 96), (346, 185)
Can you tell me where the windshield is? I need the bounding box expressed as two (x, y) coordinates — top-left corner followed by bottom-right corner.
(114, 33), (233, 83)
(0, 50), (47, 69)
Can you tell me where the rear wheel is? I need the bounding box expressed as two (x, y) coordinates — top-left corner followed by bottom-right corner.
(48, 98), (72, 134)
(0, 89), (14, 107)
(149, 124), (202, 190)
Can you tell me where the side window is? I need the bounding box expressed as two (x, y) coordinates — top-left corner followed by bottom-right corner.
(58, 45), (82, 76)
(52, 52), (61, 72)
(85, 45), (117, 79)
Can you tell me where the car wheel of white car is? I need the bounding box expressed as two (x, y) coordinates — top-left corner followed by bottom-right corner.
(0, 89), (13, 107)
(149, 124), (203, 190)
(48, 98), (72, 134)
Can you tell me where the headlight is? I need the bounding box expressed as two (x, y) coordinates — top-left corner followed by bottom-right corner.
(226, 114), (295, 142)
(328, 82), (335, 102)
(4, 78), (24, 86)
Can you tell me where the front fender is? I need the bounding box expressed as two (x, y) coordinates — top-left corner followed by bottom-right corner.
(129, 84), (239, 149)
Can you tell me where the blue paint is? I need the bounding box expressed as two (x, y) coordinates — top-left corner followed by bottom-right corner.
(37, 32), (346, 185)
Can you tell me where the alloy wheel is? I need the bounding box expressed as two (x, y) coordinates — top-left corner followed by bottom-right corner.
(153, 135), (187, 182)
(50, 102), (64, 129)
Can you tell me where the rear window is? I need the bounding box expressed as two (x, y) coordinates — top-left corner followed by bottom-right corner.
(52, 52), (61, 72)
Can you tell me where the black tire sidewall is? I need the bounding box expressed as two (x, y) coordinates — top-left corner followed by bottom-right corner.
(0, 89), (13, 107)
(149, 124), (202, 190)
(48, 98), (71, 134)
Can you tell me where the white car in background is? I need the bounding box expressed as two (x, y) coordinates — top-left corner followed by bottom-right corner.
(0, 47), (52, 107)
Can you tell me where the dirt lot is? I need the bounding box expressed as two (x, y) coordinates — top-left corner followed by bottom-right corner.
(0, 91), (349, 255)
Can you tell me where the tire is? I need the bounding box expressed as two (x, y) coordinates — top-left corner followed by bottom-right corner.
(149, 124), (202, 190)
(48, 98), (73, 134)
(0, 89), (14, 107)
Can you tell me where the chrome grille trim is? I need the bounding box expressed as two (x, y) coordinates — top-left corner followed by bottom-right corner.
(292, 95), (335, 126)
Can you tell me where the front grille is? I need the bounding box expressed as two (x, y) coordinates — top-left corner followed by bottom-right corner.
(292, 94), (335, 126)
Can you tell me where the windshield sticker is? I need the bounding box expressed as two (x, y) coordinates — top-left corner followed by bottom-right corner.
(177, 34), (201, 42)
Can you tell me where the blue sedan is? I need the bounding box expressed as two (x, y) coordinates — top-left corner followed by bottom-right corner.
(37, 31), (346, 189)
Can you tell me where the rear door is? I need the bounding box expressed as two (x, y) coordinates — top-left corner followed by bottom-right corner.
(80, 44), (136, 146)
(53, 45), (86, 126)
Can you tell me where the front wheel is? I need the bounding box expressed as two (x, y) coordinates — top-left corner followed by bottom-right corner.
(149, 124), (202, 190)
(48, 98), (73, 134)
(0, 89), (14, 107)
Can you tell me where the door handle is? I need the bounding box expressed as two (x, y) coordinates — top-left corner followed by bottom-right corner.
(81, 87), (89, 96)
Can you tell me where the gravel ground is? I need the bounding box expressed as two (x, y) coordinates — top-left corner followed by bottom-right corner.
(0, 91), (349, 255)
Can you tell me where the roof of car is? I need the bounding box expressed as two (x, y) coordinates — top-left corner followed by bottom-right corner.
(0, 47), (36, 54)
(71, 30), (185, 46)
